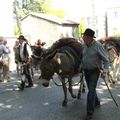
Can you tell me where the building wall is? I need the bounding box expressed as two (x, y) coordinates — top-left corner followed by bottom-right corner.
(21, 16), (62, 47)
(21, 15), (78, 47)
(107, 8), (120, 36)
(83, 7), (120, 39)
(84, 15), (106, 39)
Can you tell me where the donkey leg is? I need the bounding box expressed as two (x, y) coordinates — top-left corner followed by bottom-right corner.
(68, 78), (76, 98)
(77, 72), (85, 99)
(17, 64), (19, 77)
(61, 80), (68, 107)
(77, 80), (86, 99)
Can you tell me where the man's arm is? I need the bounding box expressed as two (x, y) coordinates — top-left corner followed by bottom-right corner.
(97, 43), (110, 79)
(3, 45), (10, 54)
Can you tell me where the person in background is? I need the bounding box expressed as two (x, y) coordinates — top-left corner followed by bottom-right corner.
(13, 40), (20, 76)
(35, 39), (46, 48)
(13, 40), (20, 63)
(2, 40), (11, 82)
(0, 37), (10, 82)
(17, 35), (34, 90)
(32, 39), (46, 70)
(81, 28), (109, 120)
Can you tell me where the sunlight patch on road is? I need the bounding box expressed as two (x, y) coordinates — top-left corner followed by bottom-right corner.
(101, 98), (112, 104)
(43, 102), (49, 106)
(73, 86), (79, 89)
(18, 106), (23, 109)
(0, 103), (12, 109)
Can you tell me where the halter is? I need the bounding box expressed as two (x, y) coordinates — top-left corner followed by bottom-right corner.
(52, 71), (84, 87)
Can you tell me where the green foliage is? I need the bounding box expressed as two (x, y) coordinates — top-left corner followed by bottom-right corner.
(114, 32), (120, 37)
(19, 8), (29, 18)
(16, 0), (65, 18)
(14, 24), (21, 35)
(21, 0), (53, 13)
(14, 0), (66, 35)
(48, 9), (66, 18)
(35, 0), (66, 18)
(77, 17), (85, 39)
(29, 1), (41, 12)
(39, 0), (52, 13)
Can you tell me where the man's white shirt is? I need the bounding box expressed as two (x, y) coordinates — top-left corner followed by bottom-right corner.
(0, 44), (9, 61)
(20, 42), (32, 61)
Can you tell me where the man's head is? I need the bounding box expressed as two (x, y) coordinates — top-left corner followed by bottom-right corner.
(82, 28), (96, 45)
(0, 36), (5, 44)
(83, 28), (95, 38)
(18, 35), (26, 44)
(3, 40), (7, 45)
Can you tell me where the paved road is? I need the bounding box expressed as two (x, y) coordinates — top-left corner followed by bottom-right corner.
(0, 71), (120, 120)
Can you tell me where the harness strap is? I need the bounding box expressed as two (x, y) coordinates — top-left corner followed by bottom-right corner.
(64, 50), (75, 65)
(59, 46), (80, 70)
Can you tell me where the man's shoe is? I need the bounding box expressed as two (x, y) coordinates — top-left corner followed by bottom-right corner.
(18, 86), (24, 90)
(85, 113), (93, 120)
(18, 81), (25, 90)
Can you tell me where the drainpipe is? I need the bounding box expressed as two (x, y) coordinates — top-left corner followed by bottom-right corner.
(105, 12), (108, 36)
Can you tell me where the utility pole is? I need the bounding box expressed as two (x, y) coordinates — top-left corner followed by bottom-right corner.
(105, 12), (108, 36)
(91, 0), (96, 30)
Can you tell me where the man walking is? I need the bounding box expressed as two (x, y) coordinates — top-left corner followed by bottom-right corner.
(0, 37), (10, 82)
(81, 28), (109, 120)
(2, 39), (11, 82)
(18, 35), (33, 90)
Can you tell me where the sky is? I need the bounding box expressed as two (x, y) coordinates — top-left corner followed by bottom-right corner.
(51, 0), (90, 18)
(51, 0), (120, 20)
(0, 0), (14, 36)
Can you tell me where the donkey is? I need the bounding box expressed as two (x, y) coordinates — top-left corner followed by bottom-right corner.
(99, 36), (120, 83)
(40, 44), (85, 106)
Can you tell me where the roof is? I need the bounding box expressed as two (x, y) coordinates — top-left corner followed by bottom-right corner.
(21, 12), (79, 26)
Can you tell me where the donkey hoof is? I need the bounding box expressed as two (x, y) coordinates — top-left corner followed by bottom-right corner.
(72, 94), (76, 98)
(62, 101), (67, 107)
(82, 89), (85, 93)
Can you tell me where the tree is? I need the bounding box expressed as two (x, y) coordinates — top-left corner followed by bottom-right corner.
(20, 0), (52, 14)
(13, 0), (22, 35)
(77, 17), (85, 39)
(13, 0), (66, 35)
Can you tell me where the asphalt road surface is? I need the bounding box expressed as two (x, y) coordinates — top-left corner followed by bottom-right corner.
(0, 71), (120, 120)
